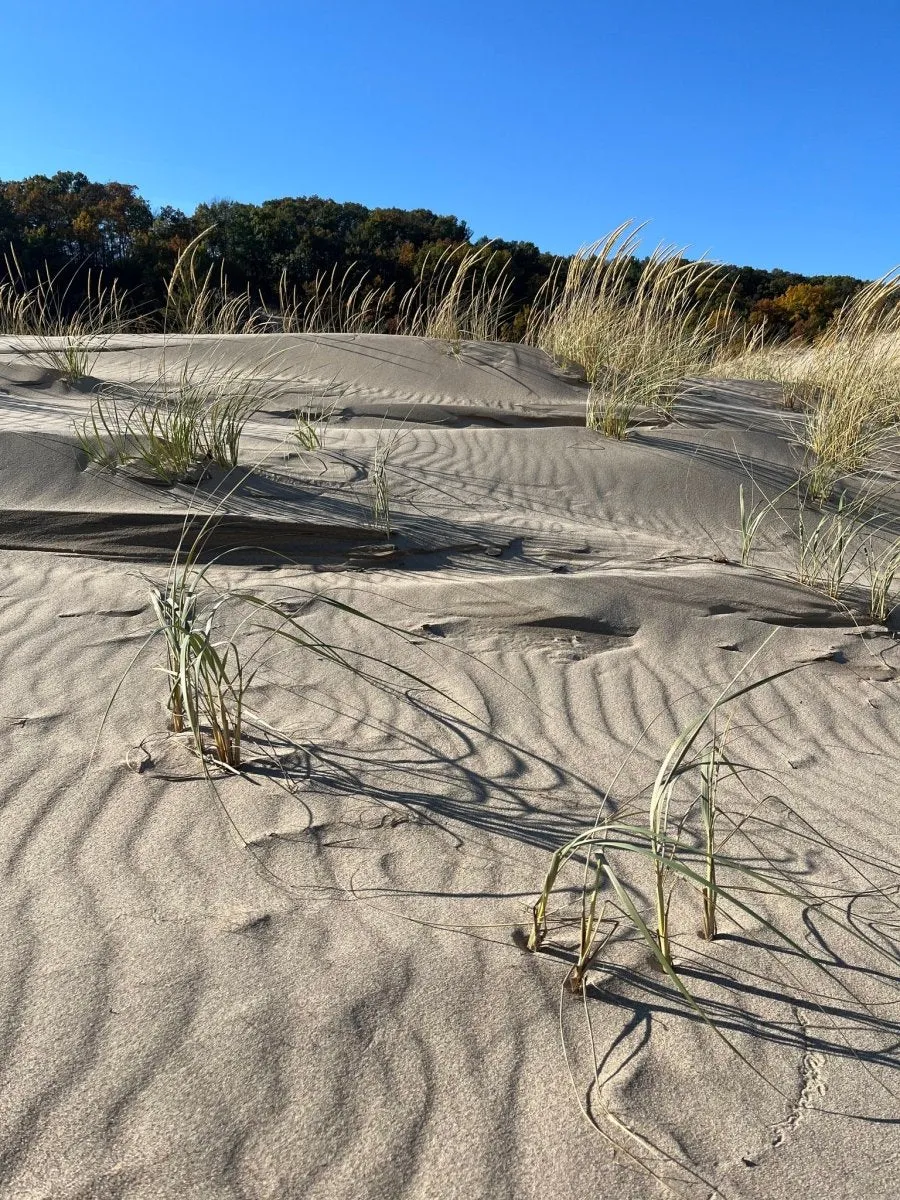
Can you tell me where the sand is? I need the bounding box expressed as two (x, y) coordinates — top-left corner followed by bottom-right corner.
(0, 333), (896, 1198)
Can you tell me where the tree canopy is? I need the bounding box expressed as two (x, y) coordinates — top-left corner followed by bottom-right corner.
(0, 170), (867, 338)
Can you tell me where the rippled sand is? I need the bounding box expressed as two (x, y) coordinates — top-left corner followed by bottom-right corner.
(0, 334), (896, 1199)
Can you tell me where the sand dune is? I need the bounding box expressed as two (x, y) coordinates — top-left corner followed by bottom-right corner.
(0, 334), (896, 1198)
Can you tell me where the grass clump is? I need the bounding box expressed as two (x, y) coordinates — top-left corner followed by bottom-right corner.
(164, 231), (256, 335)
(737, 471), (900, 622)
(294, 393), (341, 452)
(794, 273), (900, 500)
(865, 538), (900, 621)
(738, 480), (783, 567)
(75, 394), (134, 469)
(370, 434), (394, 535)
(295, 407), (326, 452)
(0, 247), (128, 381)
(528, 650), (790, 985)
(164, 230), (397, 336)
(795, 489), (859, 597)
(148, 546), (251, 771)
(270, 264), (395, 335)
(528, 639), (900, 1043)
(527, 222), (731, 436)
(137, 513), (452, 774)
(586, 386), (633, 439)
(714, 272), (900, 501)
(397, 242), (513, 346)
(76, 344), (288, 482)
(796, 494), (900, 620)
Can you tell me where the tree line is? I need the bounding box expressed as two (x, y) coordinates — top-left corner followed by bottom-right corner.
(0, 170), (867, 339)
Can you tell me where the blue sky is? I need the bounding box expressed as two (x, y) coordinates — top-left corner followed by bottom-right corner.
(2, 0), (897, 278)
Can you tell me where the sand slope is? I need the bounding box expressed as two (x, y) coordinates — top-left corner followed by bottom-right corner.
(0, 335), (897, 1199)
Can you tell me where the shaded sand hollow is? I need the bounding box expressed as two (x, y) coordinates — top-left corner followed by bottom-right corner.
(0, 333), (897, 1199)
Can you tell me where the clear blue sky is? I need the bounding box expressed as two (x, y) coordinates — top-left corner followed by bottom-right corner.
(2, 0), (897, 278)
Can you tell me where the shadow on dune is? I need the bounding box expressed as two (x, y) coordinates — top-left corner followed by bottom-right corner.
(237, 695), (900, 1116)
(588, 939), (900, 1103)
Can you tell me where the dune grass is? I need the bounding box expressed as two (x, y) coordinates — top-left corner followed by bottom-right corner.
(396, 241), (513, 345)
(795, 491), (900, 618)
(147, 529), (256, 771)
(529, 645), (792, 982)
(796, 489), (858, 597)
(139, 514), (454, 774)
(586, 386), (631, 439)
(165, 231), (396, 336)
(697, 722), (724, 942)
(736, 470), (900, 622)
(0, 247), (128, 381)
(792, 276), (900, 500)
(294, 392), (342, 452)
(163, 232), (257, 335)
(76, 342), (288, 482)
(370, 437), (392, 535)
(294, 406), (326, 452)
(367, 423), (408, 537)
(269, 264), (395, 335)
(526, 223), (731, 436)
(148, 544), (246, 769)
(711, 273), (900, 501)
(738, 480), (787, 567)
(148, 573), (196, 736)
(528, 640), (900, 1093)
(865, 538), (900, 621)
(162, 231), (515, 343)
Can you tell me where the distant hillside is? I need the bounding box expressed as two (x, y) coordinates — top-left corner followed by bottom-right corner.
(0, 170), (866, 338)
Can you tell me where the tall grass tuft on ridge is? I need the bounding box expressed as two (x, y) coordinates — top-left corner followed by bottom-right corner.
(711, 270), (900, 502)
(396, 242), (513, 345)
(268, 265), (395, 334)
(0, 247), (128, 381)
(164, 231), (256, 335)
(526, 222), (732, 436)
(792, 270), (900, 500)
(164, 230), (396, 336)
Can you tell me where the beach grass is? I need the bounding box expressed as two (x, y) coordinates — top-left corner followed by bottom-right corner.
(529, 647), (794, 984)
(75, 340), (288, 482)
(527, 223), (731, 435)
(711, 273), (900, 500)
(0, 247), (128, 381)
(396, 241), (513, 345)
(736, 469), (900, 622)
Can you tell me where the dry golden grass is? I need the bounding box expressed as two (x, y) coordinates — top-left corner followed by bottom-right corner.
(396, 242), (513, 344)
(163, 232), (511, 344)
(526, 222), (731, 434)
(710, 272), (900, 500)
